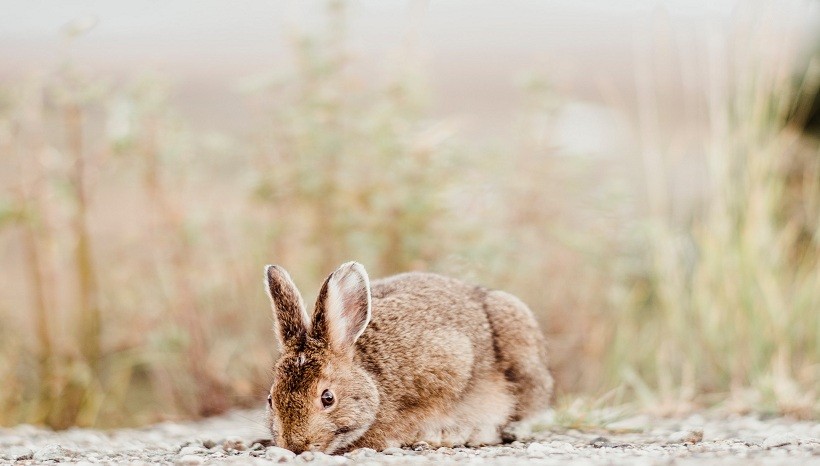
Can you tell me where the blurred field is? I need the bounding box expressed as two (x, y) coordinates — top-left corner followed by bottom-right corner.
(0, 1), (818, 428)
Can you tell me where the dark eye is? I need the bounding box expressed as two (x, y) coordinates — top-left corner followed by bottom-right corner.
(321, 389), (334, 408)
(267, 394), (272, 408)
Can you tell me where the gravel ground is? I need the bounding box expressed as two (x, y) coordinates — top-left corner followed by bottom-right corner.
(1, 410), (818, 465)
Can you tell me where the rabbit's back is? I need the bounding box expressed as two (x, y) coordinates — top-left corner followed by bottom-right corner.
(367, 271), (496, 348)
(355, 272), (499, 405)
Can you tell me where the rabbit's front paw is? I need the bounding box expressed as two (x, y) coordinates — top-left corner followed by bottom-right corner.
(466, 424), (502, 447)
(418, 425), (472, 448)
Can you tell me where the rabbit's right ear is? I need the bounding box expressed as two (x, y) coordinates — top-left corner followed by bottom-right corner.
(311, 261), (371, 355)
(265, 265), (310, 347)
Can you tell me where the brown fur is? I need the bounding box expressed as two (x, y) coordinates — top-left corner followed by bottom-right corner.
(265, 262), (553, 454)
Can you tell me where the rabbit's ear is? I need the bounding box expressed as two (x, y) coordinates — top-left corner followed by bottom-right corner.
(312, 261), (372, 354)
(265, 265), (310, 347)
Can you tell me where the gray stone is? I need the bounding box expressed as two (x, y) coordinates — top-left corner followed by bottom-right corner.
(175, 454), (204, 465)
(178, 446), (207, 456)
(33, 444), (72, 461)
(347, 447), (377, 458)
(265, 446), (296, 461)
(4, 446), (33, 461)
(526, 442), (552, 457)
(763, 433), (797, 449)
(383, 447), (405, 456)
(179, 439), (203, 449)
(590, 436), (610, 448)
(223, 436), (246, 451)
(667, 429), (704, 444)
(311, 451), (347, 464)
(557, 441), (575, 452)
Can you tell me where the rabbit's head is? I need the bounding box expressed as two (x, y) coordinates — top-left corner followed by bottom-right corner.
(264, 262), (379, 454)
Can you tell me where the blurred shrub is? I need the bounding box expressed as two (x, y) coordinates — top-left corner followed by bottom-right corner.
(611, 13), (819, 418)
(244, 19), (466, 279)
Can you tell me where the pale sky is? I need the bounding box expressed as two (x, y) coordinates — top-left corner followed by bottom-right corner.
(1, 1), (815, 138)
(1, 1), (740, 39)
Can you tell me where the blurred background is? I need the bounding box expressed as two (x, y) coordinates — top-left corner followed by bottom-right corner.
(1, 0), (818, 428)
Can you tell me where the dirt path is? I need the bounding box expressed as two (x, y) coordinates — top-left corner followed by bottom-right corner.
(1, 410), (818, 465)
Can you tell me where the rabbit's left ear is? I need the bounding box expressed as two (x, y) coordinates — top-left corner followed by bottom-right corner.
(265, 265), (310, 348)
(312, 261), (372, 354)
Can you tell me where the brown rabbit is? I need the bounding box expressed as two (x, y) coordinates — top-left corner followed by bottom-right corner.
(264, 261), (552, 454)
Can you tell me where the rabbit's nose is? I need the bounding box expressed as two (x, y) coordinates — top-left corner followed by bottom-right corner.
(287, 443), (306, 454)
(284, 435), (308, 454)
(286, 442), (322, 454)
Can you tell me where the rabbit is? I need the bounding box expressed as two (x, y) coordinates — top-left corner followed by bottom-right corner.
(264, 261), (553, 454)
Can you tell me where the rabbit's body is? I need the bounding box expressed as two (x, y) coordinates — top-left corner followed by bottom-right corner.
(350, 272), (551, 449)
(264, 263), (552, 454)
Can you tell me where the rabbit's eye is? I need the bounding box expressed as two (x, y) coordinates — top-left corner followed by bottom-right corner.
(267, 394), (273, 408)
(321, 389), (335, 408)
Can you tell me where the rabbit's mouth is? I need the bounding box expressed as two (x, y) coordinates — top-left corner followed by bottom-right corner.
(324, 424), (370, 454)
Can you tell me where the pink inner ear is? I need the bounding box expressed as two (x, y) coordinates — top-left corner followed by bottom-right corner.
(326, 264), (371, 349)
(340, 291), (368, 336)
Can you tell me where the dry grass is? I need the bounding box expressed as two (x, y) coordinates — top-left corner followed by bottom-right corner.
(610, 5), (820, 418)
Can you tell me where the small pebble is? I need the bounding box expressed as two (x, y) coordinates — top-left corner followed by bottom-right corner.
(763, 433), (797, 449)
(222, 436), (246, 451)
(667, 430), (704, 444)
(5, 446), (33, 461)
(178, 446), (206, 456)
(202, 439), (217, 449)
(174, 454), (203, 466)
(412, 441), (430, 451)
(348, 447), (376, 458)
(311, 452), (347, 464)
(265, 446), (296, 461)
(33, 444), (72, 461)
(590, 436), (611, 448)
(740, 437), (761, 446)
(179, 439), (203, 448)
(526, 442), (551, 457)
